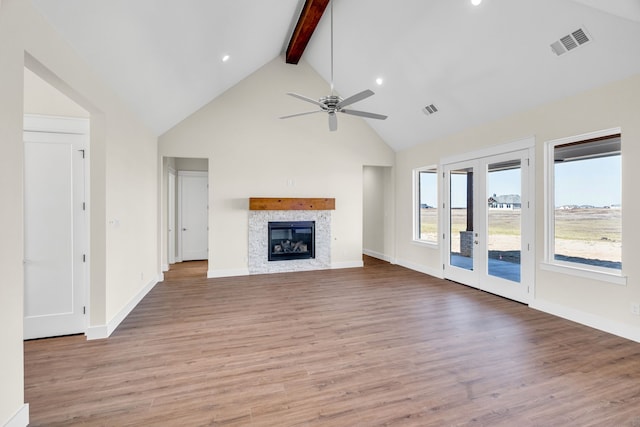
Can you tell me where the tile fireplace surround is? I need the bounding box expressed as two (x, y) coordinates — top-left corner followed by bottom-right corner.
(248, 198), (334, 274)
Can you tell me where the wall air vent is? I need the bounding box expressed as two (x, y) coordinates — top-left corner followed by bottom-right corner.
(550, 27), (592, 56)
(422, 104), (439, 116)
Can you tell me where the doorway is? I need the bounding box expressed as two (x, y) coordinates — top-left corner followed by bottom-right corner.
(442, 144), (533, 303)
(363, 165), (393, 262)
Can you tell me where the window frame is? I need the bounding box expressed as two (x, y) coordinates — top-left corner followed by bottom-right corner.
(543, 127), (626, 285)
(413, 165), (439, 246)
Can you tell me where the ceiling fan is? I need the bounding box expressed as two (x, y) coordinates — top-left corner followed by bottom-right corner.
(279, 0), (387, 131)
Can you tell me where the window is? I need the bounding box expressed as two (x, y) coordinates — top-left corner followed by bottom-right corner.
(414, 166), (438, 244)
(546, 130), (622, 277)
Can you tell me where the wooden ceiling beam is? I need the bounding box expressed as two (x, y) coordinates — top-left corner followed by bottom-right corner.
(286, 0), (330, 64)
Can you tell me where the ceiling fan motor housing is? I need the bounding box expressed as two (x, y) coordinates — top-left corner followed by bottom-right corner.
(320, 95), (343, 112)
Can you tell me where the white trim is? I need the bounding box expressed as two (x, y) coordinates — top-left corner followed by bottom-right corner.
(331, 260), (363, 269)
(363, 249), (391, 262)
(162, 263), (170, 272)
(441, 135), (535, 165)
(23, 114), (89, 134)
(86, 275), (160, 340)
(177, 170), (208, 177)
(545, 127), (621, 147)
(395, 258), (444, 279)
(540, 262), (627, 286)
(3, 404), (29, 427)
(85, 324), (109, 340)
(208, 268), (250, 278)
(531, 298), (640, 343)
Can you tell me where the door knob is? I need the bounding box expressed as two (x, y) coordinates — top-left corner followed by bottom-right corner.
(182, 228), (187, 231)
(474, 240), (479, 244)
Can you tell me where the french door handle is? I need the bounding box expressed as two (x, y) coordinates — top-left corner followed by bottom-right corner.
(182, 228), (187, 231)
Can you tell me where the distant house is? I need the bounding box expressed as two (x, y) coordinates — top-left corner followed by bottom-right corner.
(488, 194), (521, 210)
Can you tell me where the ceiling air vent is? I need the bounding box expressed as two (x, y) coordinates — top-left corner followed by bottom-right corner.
(422, 104), (439, 116)
(550, 27), (592, 56)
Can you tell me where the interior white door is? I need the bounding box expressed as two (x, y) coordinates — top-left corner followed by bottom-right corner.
(179, 171), (208, 261)
(24, 131), (87, 339)
(443, 149), (532, 304)
(168, 169), (176, 264)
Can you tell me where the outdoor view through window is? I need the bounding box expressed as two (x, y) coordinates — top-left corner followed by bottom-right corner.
(417, 168), (438, 243)
(553, 134), (621, 271)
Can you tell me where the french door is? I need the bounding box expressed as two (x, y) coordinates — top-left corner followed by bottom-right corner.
(443, 148), (533, 303)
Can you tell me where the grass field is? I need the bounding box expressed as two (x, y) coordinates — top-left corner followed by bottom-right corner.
(419, 207), (621, 263)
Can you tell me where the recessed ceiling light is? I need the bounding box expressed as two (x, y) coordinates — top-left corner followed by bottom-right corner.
(471, 0), (482, 5)
(221, 54), (230, 62)
(375, 77), (384, 86)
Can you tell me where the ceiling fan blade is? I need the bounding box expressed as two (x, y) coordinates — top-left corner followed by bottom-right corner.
(328, 112), (338, 131)
(279, 110), (322, 119)
(336, 89), (374, 109)
(341, 109), (388, 120)
(286, 92), (327, 109)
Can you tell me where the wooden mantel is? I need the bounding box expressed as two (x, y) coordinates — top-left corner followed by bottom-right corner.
(249, 197), (335, 211)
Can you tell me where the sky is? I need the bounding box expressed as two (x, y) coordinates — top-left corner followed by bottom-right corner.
(554, 156), (621, 207)
(420, 155), (621, 208)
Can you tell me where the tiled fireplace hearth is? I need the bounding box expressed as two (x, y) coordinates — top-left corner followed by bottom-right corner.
(248, 198), (334, 274)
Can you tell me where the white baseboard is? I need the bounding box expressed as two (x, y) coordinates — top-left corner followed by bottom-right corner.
(4, 404), (29, 427)
(86, 275), (160, 340)
(395, 258), (444, 279)
(331, 260), (364, 269)
(161, 263), (169, 272)
(86, 324), (108, 340)
(363, 249), (391, 262)
(207, 268), (250, 278)
(530, 299), (640, 343)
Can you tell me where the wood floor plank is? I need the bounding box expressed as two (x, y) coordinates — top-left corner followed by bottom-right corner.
(25, 257), (640, 426)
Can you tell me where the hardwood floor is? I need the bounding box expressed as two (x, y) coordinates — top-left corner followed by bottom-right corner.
(25, 257), (640, 426)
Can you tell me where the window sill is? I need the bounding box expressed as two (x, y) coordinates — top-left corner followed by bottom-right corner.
(412, 239), (439, 249)
(540, 262), (627, 286)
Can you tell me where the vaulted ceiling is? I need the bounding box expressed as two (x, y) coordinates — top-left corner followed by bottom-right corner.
(31, 0), (640, 151)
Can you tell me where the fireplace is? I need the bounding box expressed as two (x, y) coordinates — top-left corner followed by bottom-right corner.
(268, 221), (315, 261)
(248, 198), (333, 274)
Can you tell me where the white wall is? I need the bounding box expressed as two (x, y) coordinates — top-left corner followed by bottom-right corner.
(23, 67), (89, 118)
(395, 73), (640, 340)
(0, 1), (158, 424)
(159, 57), (395, 276)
